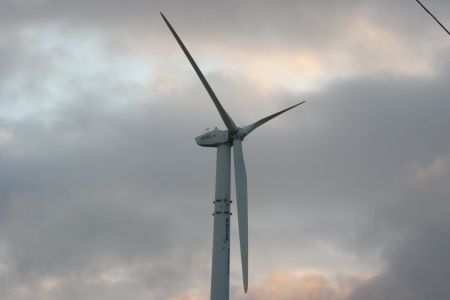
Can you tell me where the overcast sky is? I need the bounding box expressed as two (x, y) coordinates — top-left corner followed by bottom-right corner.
(0, 1), (449, 299)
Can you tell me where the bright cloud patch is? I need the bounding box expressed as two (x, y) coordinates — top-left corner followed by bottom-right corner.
(408, 154), (450, 183)
(0, 25), (152, 124)
(232, 271), (371, 300)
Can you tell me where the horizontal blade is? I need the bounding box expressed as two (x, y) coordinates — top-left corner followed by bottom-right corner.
(233, 139), (248, 293)
(239, 100), (305, 138)
(160, 12), (238, 132)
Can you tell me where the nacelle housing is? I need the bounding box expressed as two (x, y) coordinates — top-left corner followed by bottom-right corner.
(195, 128), (229, 147)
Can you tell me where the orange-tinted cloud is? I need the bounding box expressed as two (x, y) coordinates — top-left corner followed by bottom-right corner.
(168, 271), (372, 300)
(234, 271), (370, 300)
(407, 154), (450, 184)
(168, 289), (208, 300)
(250, 272), (338, 300)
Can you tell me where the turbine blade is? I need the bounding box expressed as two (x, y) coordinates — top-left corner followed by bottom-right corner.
(233, 139), (248, 293)
(240, 100), (305, 138)
(160, 12), (237, 132)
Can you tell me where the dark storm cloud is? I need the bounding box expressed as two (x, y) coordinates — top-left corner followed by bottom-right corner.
(314, 66), (450, 300)
(348, 171), (450, 300)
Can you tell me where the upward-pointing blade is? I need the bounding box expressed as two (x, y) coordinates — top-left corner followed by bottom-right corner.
(238, 100), (306, 138)
(160, 12), (238, 132)
(233, 139), (248, 293)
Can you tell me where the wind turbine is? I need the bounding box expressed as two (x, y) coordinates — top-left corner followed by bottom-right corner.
(161, 13), (305, 300)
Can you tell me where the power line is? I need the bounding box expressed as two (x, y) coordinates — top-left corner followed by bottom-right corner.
(415, 0), (450, 37)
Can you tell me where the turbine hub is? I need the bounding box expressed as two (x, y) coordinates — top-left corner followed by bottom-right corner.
(233, 129), (246, 141)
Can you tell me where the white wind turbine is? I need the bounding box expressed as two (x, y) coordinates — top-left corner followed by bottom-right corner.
(161, 13), (305, 300)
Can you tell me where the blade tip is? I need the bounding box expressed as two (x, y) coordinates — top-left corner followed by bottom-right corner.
(244, 275), (248, 293)
(160, 12), (168, 21)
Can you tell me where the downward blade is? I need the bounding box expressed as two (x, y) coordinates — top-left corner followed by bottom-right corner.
(239, 100), (305, 138)
(160, 12), (237, 132)
(233, 139), (248, 293)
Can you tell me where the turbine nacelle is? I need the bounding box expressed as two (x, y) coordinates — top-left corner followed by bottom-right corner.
(196, 128), (230, 147)
(195, 126), (255, 148)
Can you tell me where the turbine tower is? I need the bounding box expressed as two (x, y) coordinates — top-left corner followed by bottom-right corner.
(161, 13), (305, 300)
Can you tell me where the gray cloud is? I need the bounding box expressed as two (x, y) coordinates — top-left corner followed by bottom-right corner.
(348, 170), (450, 300)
